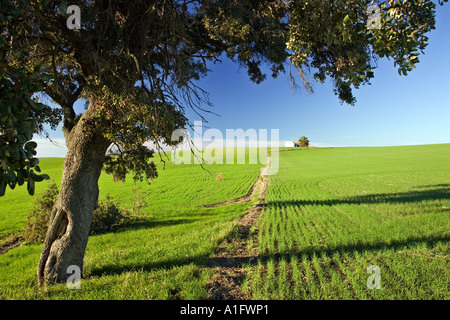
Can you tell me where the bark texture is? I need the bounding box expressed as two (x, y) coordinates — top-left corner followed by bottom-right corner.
(37, 105), (110, 286)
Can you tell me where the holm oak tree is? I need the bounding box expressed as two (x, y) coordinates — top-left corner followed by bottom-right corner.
(0, 0), (446, 285)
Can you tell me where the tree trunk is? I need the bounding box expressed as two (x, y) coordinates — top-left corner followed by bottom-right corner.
(37, 105), (111, 286)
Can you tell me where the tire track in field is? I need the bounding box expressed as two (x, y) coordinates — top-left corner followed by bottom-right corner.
(205, 157), (271, 300)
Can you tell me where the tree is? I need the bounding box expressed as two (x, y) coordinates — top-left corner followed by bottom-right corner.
(1, 0), (446, 285)
(298, 136), (310, 147)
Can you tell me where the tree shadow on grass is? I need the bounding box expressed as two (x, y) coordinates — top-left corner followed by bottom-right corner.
(120, 218), (198, 232)
(207, 234), (450, 268)
(89, 234), (449, 278)
(267, 186), (449, 208)
(412, 183), (450, 189)
(88, 186), (449, 277)
(89, 253), (207, 278)
(90, 218), (199, 236)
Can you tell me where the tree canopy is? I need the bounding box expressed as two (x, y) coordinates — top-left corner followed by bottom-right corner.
(298, 136), (310, 147)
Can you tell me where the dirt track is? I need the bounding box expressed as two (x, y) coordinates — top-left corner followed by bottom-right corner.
(206, 157), (271, 300)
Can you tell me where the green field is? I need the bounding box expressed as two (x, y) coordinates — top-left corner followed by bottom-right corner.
(0, 144), (449, 299)
(0, 149), (264, 299)
(244, 144), (450, 299)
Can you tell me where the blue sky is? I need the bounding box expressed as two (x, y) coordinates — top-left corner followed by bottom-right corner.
(35, 5), (450, 157)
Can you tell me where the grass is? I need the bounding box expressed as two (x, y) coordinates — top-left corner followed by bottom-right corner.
(0, 144), (449, 299)
(0, 158), (64, 237)
(243, 144), (450, 299)
(0, 148), (264, 299)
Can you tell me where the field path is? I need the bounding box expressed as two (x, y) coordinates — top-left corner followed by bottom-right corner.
(205, 157), (271, 300)
(203, 158), (270, 208)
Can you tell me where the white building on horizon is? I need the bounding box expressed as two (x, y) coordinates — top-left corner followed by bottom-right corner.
(284, 141), (300, 147)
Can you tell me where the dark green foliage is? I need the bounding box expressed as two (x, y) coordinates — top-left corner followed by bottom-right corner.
(92, 193), (147, 232)
(0, 1), (57, 196)
(104, 146), (158, 183)
(90, 194), (131, 233)
(200, 0), (289, 84)
(23, 183), (59, 243)
(23, 184), (145, 242)
(287, 0), (443, 105)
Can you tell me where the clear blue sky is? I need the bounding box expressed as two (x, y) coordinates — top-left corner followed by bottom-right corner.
(36, 5), (450, 157)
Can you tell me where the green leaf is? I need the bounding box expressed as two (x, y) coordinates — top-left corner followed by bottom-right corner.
(411, 30), (420, 41)
(33, 63), (50, 73)
(6, 169), (15, 181)
(28, 98), (46, 111)
(18, 176), (24, 186)
(14, 50), (23, 59)
(32, 174), (50, 182)
(59, 1), (68, 15)
(24, 141), (37, 151)
(8, 179), (16, 189)
(17, 134), (27, 143)
(27, 178), (35, 195)
(0, 183), (6, 197)
(30, 158), (40, 166)
(40, 73), (53, 81)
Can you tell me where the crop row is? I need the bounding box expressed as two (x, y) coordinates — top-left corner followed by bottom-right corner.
(244, 146), (450, 299)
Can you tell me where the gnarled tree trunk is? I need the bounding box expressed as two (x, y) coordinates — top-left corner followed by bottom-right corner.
(37, 105), (111, 286)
